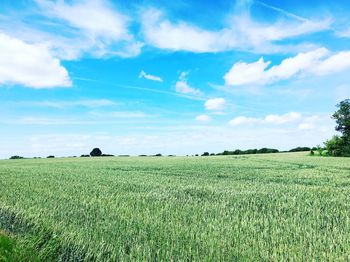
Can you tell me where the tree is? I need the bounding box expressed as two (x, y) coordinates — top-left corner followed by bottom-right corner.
(325, 136), (344, 156)
(316, 145), (323, 156)
(90, 148), (102, 157)
(9, 155), (24, 159)
(332, 99), (350, 140)
(201, 152), (209, 156)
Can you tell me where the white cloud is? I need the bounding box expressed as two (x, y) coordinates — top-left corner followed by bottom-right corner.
(141, 8), (223, 53)
(311, 51), (350, 75)
(229, 112), (302, 126)
(141, 5), (329, 53)
(205, 98), (226, 110)
(175, 72), (202, 95)
(229, 116), (260, 126)
(195, 115), (212, 122)
(35, 0), (129, 40)
(265, 112), (301, 124)
(0, 33), (71, 88)
(139, 70), (163, 82)
(224, 57), (272, 86)
(32, 0), (142, 59)
(298, 115), (322, 130)
(224, 48), (350, 86)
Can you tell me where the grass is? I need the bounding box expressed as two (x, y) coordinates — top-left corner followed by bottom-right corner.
(0, 152), (350, 260)
(0, 230), (38, 262)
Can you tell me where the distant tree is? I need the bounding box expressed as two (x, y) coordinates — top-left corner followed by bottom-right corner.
(244, 149), (258, 154)
(310, 150), (315, 156)
(155, 153), (162, 157)
(9, 155), (24, 159)
(80, 154), (90, 157)
(90, 148), (102, 157)
(195, 154), (199, 156)
(101, 154), (114, 157)
(332, 99), (350, 140)
(201, 152), (209, 156)
(289, 147), (311, 152)
(47, 155), (55, 158)
(233, 149), (242, 155)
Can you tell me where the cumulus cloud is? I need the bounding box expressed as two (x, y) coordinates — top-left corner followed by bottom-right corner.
(140, 4), (329, 53)
(205, 98), (226, 110)
(229, 112), (302, 126)
(139, 70), (163, 82)
(195, 115), (212, 122)
(175, 72), (202, 95)
(0, 33), (71, 88)
(224, 48), (350, 86)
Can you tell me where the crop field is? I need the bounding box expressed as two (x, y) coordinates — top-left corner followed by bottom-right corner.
(1, 153), (350, 261)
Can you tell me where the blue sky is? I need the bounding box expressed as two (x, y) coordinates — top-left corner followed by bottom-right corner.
(1, 0), (350, 158)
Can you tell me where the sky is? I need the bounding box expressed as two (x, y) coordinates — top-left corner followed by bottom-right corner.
(1, 0), (350, 158)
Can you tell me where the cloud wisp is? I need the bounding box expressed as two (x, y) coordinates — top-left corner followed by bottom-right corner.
(141, 3), (330, 54)
(33, 0), (142, 59)
(175, 72), (202, 96)
(139, 70), (163, 82)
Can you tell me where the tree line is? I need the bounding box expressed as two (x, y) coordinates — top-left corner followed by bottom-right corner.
(8, 99), (350, 159)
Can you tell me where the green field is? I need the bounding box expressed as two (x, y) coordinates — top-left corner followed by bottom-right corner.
(1, 153), (350, 261)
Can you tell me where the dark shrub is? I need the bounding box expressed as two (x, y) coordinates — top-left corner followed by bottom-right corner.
(101, 154), (114, 157)
(9, 156), (24, 159)
(289, 147), (311, 152)
(90, 148), (102, 157)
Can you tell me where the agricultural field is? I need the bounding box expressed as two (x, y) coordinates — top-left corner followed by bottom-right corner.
(1, 153), (350, 261)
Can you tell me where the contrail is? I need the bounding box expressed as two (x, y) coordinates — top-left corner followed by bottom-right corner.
(256, 1), (308, 22)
